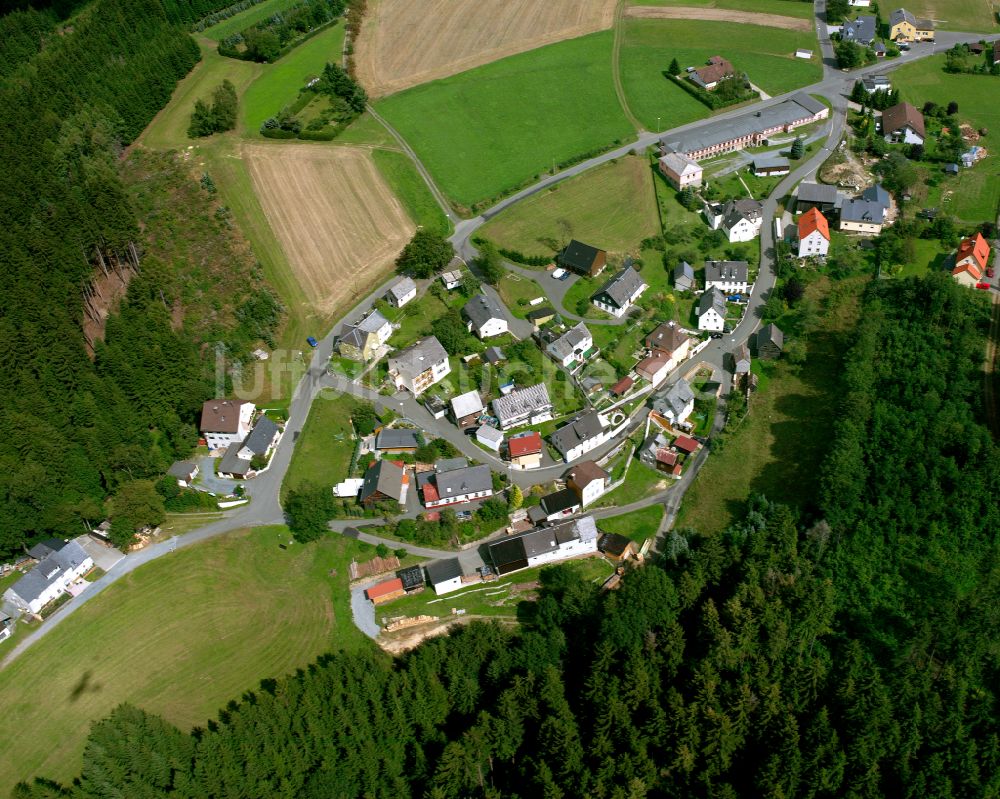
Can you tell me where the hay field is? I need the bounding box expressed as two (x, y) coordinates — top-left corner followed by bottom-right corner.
(626, 4), (812, 30)
(355, 0), (616, 97)
(242, 143), (414, 315)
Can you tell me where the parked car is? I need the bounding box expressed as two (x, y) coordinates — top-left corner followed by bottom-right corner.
(710, 332), (724, 339)
(551, 268), (567, 280)
(306, 336), (318, 348)
(987, 267), (995, 278)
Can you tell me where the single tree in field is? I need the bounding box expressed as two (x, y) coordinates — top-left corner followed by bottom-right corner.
(395, 229), (453, 278)
(667, 57), (681, 76)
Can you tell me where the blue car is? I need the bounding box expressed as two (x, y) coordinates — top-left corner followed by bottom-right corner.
(306, 336), (318, 348)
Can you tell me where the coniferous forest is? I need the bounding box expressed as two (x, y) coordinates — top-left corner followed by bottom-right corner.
(12, 275), (1000, 798)
(0, 0), (273, 556)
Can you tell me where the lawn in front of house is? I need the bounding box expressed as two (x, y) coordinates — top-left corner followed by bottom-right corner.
(594, 459), (669, 508)
(0, 526), (375, 798)
(374, 31), (634, 210)
(619, 19), (822, 133)
(283, 389), (364, 497)
(479, 154), (661, 260)
(599, 505), (665, 545)
(497, 273), (548, 319)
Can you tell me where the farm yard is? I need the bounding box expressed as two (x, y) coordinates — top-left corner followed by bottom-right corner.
(619, 19), (822, 132)
(374, 31), (634, 210)
(479, 154), (661, 259)
(0, 527), (375, 799)
(242, 143), (414, 315)
(355, 0), (616, 97)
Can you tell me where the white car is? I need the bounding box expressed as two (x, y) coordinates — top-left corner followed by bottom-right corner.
(551, 268), (567, 280)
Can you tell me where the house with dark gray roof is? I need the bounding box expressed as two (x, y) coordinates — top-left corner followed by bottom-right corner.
(697, 287), (727, 332)
(422, 464), (493, 508)
(375, 428), (421, 452)
(559, 240), (607, 276)
(546, 322), (593, 368)
(706, 199), (763, 243)
(653, 378), (695, 426)
(385, 277), (416, 308)
(463, 293), (509, 339)
(751, 155), (790, 176)
(551, 411), (609, 462)
(487, 516), (599, 576)
(674, 261), (695, 291)
(841, 14), (877, 44)
(795, 182), (842, 214)
(756, 324), (785, 359)
(219, 415), (281, 478)
(862, 183), (891, 207)
(591, 265), (647, 318)
(704, 260), (749, 294)
(840, 198), (887, 234)
(336, 309), (392, 361)
(359, 460), (408, 507)
(167, 460), (199, 487)
(3, 540), (93, 615)
(27, 539), (67, 560)
(425, 557), (464, 594)
(538, 487), (582, 521)
(492, 384), (553, 430)
(388, 336), (451, 395)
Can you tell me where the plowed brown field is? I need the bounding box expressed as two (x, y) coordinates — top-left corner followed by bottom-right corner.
(242, 143), (414, 315)
(625, 5), (811, 30)
(355, 0), (617, 97)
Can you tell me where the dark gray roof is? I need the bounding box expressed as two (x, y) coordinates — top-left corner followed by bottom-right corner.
(559, 240), (604, 272)
(720, 199), (763, 228)
(698, 287), (727, 318)
(435, 457), (469, 473)
(758, 323), (785, 350)
(434, 464), (493, 498)
(484, 346), (506, 364)
(551, 412), (605, 456)
(752, 155), (790, 170)
(396, 564), (424, 590)
(592, 266), (646, 310)
(463, 293), (507, 330)
(242, 416), (278, 456)
(797, 182), (840, 205)
(661, 94), (825, 155)
(840, 198), (886, 223)
(842, 14), (877, 43)
(27, 539), (66, 560)
(167, 460), (198, 480)
(376, 428), (420, 449)
(9, 541), (90, 604)
(861, 183), (891, 207)
(526, 306), (556, 322)
(541, 488), (580, 515)
(488, 516), (598, 569)
(705, 260), (749, 284)
(548, 322), (591, 362)
(674, 261), (694, 281)
(425, 557), (463, 585)
(655, 378), (695, 419)
(360, 460), (406, 503)
(218, 443), (251, 476)
(389, 337), (448, 381)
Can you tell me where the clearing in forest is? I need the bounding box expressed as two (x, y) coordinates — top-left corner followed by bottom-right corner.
(242, 143), (414, 315)
(354, 0), (617, 97)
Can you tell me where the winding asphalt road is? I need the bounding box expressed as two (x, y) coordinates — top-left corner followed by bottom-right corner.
(6, 11), (995, 665)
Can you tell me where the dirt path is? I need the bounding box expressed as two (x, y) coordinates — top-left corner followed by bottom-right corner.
(626, 5), (813, 31)
(612, 0), (645, 132)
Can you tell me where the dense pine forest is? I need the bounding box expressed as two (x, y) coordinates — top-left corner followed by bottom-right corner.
(13, 274), (999, 798)
(0, 0), (275, 557)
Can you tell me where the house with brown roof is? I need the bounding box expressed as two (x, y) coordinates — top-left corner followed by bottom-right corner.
(200, 399), (255, 451)
(882, 102), (925, 145)
(566, 460), (611, 507)
(598, 532), (637, 564)
(636, 354), (672, 388)
(952, 232), (991, 287)
(645, 321), (690, 369)
(689, 55), (736, 91)
(559, 240), (607, 277)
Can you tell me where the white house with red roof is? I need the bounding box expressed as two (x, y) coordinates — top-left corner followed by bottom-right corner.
(507, 431), (543, 470)
(797, 207), (830, 258)
(952, 233), (991, 288)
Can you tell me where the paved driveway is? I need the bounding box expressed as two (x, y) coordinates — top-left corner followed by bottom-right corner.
(196, 456), (240, 495)
(73, 536), (125, 572)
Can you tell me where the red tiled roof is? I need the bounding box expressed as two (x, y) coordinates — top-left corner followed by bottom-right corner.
(421, 481), (440, 502)
(798, 207), (830, 241)
(365, 578), (403, 601)
(956, 232), (990, 271)
(674, 435), (699, 454)
(637, 354), (670, 378)
(508, 431), (542, 458)
(610, 376), (634, 396)
(656, 450), (678, 466)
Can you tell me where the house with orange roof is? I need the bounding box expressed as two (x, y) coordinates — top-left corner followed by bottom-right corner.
(797, 207), (830, 258)
(951, 233), (990, 288)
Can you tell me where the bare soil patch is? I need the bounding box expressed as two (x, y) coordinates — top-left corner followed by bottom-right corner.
(242, 143), (414, 315)
(626, 5), (812, 31)
(355, 0), (617, 97)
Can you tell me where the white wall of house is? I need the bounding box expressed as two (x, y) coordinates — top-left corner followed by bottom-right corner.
(578, 480), (607, 507)
(472, 318), (508, 339)
(388, 286), (416, 308)
(724, 218), (761, 243)
(561, 430), (611, 463)
(592, 285), (646, 319)
(798, 230), (830, 257)
(396, 359), (452, 395)
(664, 399), (695, 426)
(705, 278), (748, 294)
(840, 219), (883, 235)
(885, 127), (923, 145)
(425, 488), (493, 508)
(511, 452), (542, 470)
(698, 308), (726, 332)
(526, 537), (598, 569)
(431, 576), (464, 595)
(15, 557), (94, 614)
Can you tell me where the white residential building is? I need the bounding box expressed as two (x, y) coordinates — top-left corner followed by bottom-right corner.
(797, 207), (831, 257)
(704, 260), (749, 294)
(385, 277), (417, 308)
(425, 558), (464, 595)
(591, 265), (647, 318)
(654, 379), (696, 426)
(706, 199), (764, 243)
(546, 322), (592, 368)
(463, 294), (509, 339)
(697, 288), (727, 332)
(388, 337), (451, 395)
(200, 399), (255, 451)
(487, 516), (600, 576)
(551, 411), (610, 463)
(565, 461), (611, 507)
(3, 540), (93, 615)
(492, 384), (553, 430)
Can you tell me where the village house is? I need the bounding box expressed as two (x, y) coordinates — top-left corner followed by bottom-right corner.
(862, 75), (892, 94)
(559, 239), (607, 277)
(337, 309), (392, 362)
(440, 269), (463, 291)
(450, 390), (485, 430)
(654, 378), (696, 426)
(591, 264), (647, 318)
(689, 55), (736, 91)
(359, 459), (408, 508)
(646, 321), (690, 367)
(421, 463), (493, 508)
(476, 425), (504, 452)
(533, 488), (582, 523)
(795, 182), (841, 214)
(551, 411), (610, 463)
(487, 516), (600, 576)
(636, 353), (672, 388)
(659, 94), (828, 161)
(200, 399), (254, 451)
(889, 8), (934, 41)
(566, 460), (611, 507)
(704, 260), (750, 294)
(674, 261), (695, 291)
(840, 199), (886, 234)
(751, 156), (790, 177)
(610, 376), (634, 397)
(526, 306), (557, 327)
(732, 343), (752, 375)
(882, 101), (925, 145)
(3, 540), (93, 615)
(425, 558), (464, 595)
(705, 199), (764, 243)
(365, 577), (404, 605)
(385, 277), (416, 308)
(218, 415), (281, 479)
(841, 15), (877, 44)
(756, 323), (785, 359)
(697, 287), (727, 332)
(167, 460), (199, 488)
(659, 151), (703, 189)
(639, 431), (681, 476)
(951, 232), (991, 287)
(599, 532), (638, 564)
(546, 322), (593, 369)
(375, 428), (421, 454)
(492, 383), (553, 430)
(798, 207), (831, 257)
(507, 430), (544, 470)
(463, 293), (509, 339)
(388, 336), (451, 395)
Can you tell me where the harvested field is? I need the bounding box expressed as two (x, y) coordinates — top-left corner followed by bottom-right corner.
(242, 143), (414, 315)
(355, 0), (616, 97)
(627, 5), (812, 30)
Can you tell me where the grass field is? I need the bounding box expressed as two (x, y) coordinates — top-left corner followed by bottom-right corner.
(201, 0), (301, 41)
(599, 505), (664, 544)
(902, 0), (999, 31)
(678, 277), (863, 534)
(595, 459), (669, 507)
(356, 0), (615, 97)
(283, 389), (365, 497)
(371, 149), (452, 235)
(241, 22), (346, 134)
(0, 526), (375, 796)
(620, 19), (822, 132)
(497, 273), (548, 318)
(479, 154), (660, 258)
(374, 31), (634, 210)
(894, 57), (1000, 224)
(627, 0), (816, 17)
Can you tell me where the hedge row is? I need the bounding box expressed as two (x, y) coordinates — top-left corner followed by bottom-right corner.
(668, 74), (759, 111)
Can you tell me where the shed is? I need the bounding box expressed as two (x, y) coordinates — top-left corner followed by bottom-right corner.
(476, 425), (504, 452)
(396, 565), (425, 592)
(365, 577), (404, 605)
(425, 558), (464, 595)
